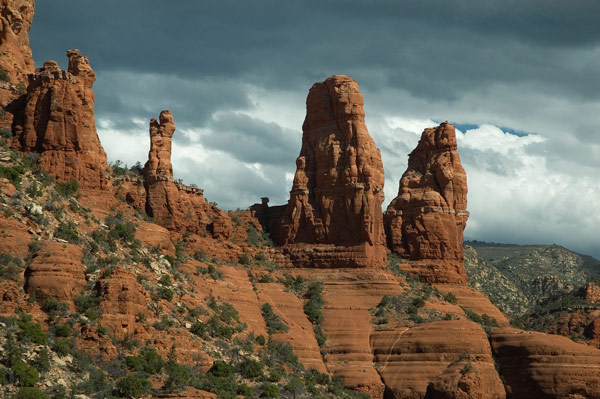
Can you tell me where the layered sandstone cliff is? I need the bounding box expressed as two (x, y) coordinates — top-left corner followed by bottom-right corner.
(142, 110), (232, 238)
(491, 327), (600, 398)
(385, 122), (469, 283)
(13, 50), (110, 189)
(274, 75), (387, 268)
(0, 0), (35, 128)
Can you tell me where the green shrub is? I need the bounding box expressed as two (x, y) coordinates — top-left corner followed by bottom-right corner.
(207, 360), (234, 378)
(0, 165), (25, 187)
(42, 300), (68, 317)
(261, 383), (280, 398)
(0, 253), (23, 281)
(412, 297), (425, 308)
(33, 349), (50, 373)
(158, 275), (172, 286)
(156, 287), (174, 302)
(256, 334), (266, 346)
(52, 323), (71, 337)
(11, 360), (39, 387)
(239, 253), (251, 265)
(193, 250), (206, 261)
(108, 221), (136, 244)
(284, 376), (304, 399)
(18, 319), (47, 345)
(0, 70), (9, 82)
(0, 128), (12, 138)
(261, 303), (289, 335)
(78, 368), (110, 396)
(52, 338), (72, 357)
(13, 387), (48, 399)
(55, 180), (79, 197)
(54, 220), (79, 243)
(237, 358), (264, 379)
(115, 373), (151, 398)
(444, 292), (458, 304)
(139, 347), (164, 374)
(163, 362), (191, 392)
(75, 294), (101, 314)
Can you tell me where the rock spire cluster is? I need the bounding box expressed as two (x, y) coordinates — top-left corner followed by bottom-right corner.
(13, 50), (110, 189)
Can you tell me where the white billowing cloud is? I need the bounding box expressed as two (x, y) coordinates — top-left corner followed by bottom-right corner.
(381, 118), (600, 257)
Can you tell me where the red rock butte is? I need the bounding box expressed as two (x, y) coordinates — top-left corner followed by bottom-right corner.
(384, 121), (470, 283)
(258, 75), (387, 268)
(12, 49), (110, 189)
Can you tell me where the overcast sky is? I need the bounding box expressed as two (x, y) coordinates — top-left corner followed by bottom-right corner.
(29, 1), (600, 258)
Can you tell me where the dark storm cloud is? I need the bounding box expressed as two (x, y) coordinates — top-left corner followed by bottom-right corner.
(31, 0), (600, 100)
(201, 113), (299, 166)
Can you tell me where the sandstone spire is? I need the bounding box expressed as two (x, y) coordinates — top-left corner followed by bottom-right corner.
(384, 121), (469, 283)
(276, 75), (387, 268)
(142, 110), (232, 239)
(0, 0), (36, 128)
(13, 49), (110, 189)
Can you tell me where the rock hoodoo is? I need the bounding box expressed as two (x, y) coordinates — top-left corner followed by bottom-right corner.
(273, 75), (387, 268)
(0, 0), (35, 129)
(384, 121), (469, 283)
(13, 50), (110, 189)
(142, 110), (232, 238)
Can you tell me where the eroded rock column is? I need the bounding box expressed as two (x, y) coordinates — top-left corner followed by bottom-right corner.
(384, 122), (469, 283)
(277, 75), (387, 268)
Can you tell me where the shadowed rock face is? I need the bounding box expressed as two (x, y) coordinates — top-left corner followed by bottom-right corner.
(276, 75), (387, 268)
(13, 50), (110, 189)
(142, 110), (233, 238)
(385, 121), (469, 283)
(0, 0), (35, 128)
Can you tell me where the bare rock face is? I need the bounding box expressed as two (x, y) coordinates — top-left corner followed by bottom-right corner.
(276, 75), (387, 268)
(385, 122), (469, 283)
(372, 320), (505, 399)
(24, 241), (87, 310)
(143, 110), (232, 238)
(491, 327), (600, 398)
(13, 50), (110, 189)
(0, 0), (35, 128)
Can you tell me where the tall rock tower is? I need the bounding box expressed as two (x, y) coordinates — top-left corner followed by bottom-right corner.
(0, 0), (35, 129)
(276, 75), (387, 268)
(13, 50), (110, 189)
(384, 121), (469, 283)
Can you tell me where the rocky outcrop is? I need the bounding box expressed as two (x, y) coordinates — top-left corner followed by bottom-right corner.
(256, 282), (327, 372)
(385, 122), (469, 283)
(296, 268), (406, 398)
(142, 110), (232, 239)
(491, 327), (600, 398)
(97, 268), (150, 341)
(13, 50), (110, 189)
(0, 0), (35, 129)
(24, 241), (87, 309)
(372, 320), (505, 399)
(274, 75), (387, 268)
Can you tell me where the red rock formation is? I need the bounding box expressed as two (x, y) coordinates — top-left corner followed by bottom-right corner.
(385, 122), (469, 283)
(276, 75), (387, 268)
(371, 320), (505, 399)
(142, 110), (232, 239)
(0, 0), (35, 129)
(97, 268), (150, 341)
(256, 282), (328, 373)
(13, 50), (110, 189)
(24, 241), (87, 309)
(491, 327), (600, 398)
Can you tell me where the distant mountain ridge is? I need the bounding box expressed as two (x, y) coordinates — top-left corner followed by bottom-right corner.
(464, 241), (600, 317)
